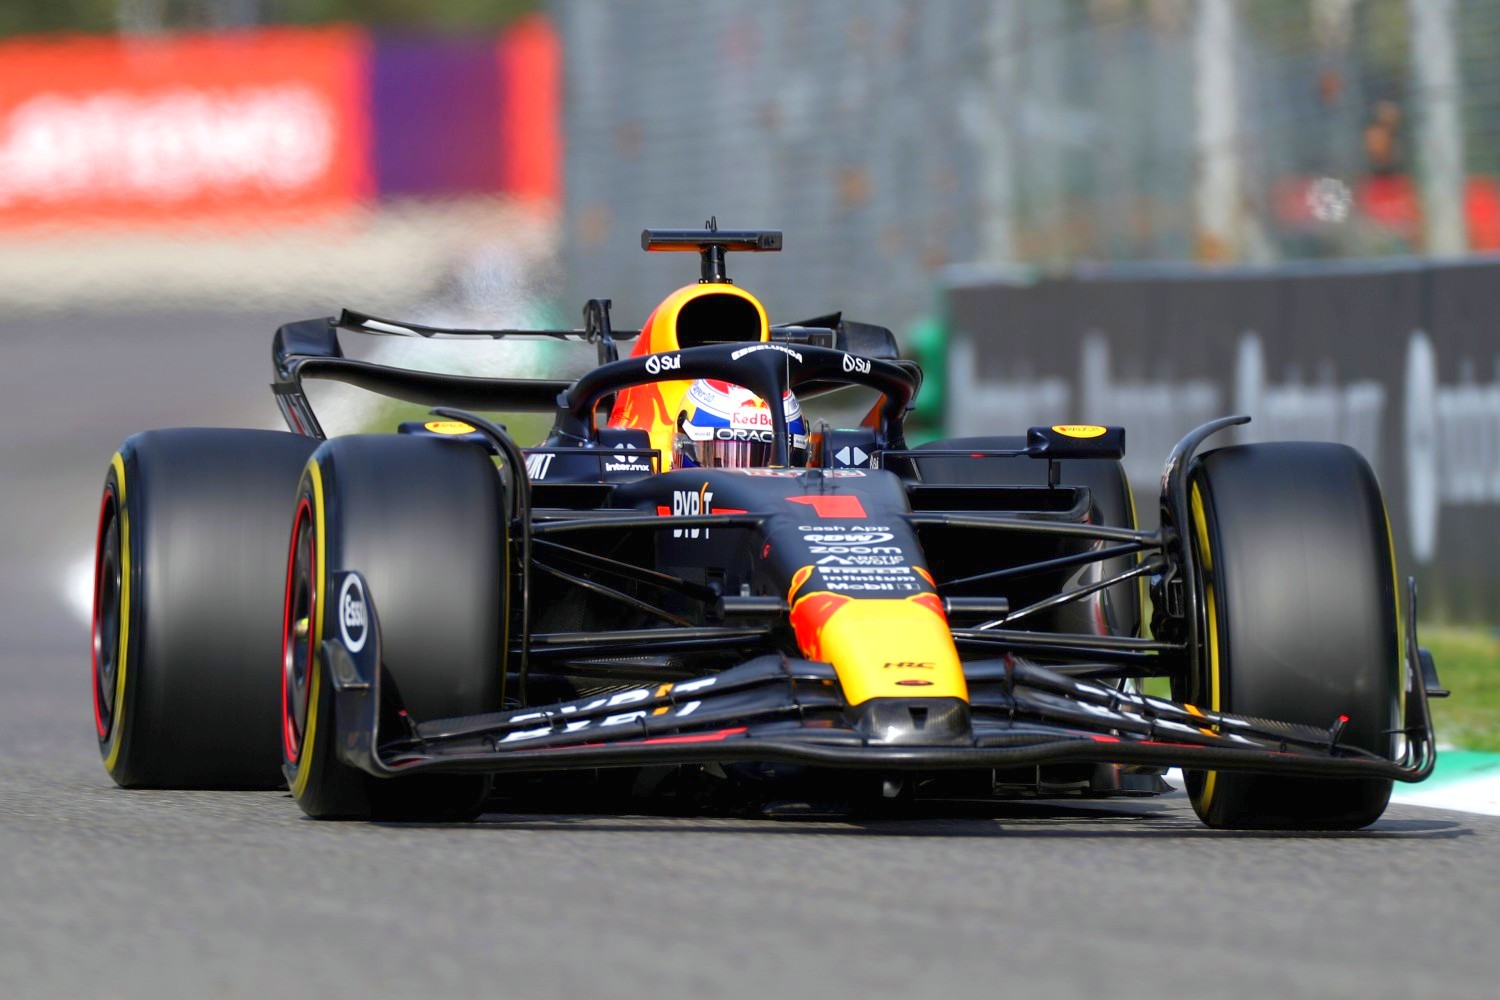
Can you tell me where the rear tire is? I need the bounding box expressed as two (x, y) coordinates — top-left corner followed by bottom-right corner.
(281, 435), (508, 821)
(93, 429), (318, 788)
(1183, 442), (1400, 830)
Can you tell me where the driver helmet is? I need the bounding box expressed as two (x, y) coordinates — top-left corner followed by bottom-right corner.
(676, 379), (809, 469)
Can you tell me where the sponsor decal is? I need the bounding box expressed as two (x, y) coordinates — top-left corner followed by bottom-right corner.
(604, 443), (652, 473)
(337, 574), (368, 653)
(644, 353), (681, 375)
(1052, 424), (1107, 439)
(524, 452), (554, 480)
(732, 469), (867, 478)
(424, 420), (476, 435)
(672, 485), (713, 537)
(884, 661), (936, 669)
(817, 554), (905, 566)
(785, 494), (867, 518)
(895, 678), (933, 687)
(497, 678), (717, 744)
(731, 343), (804, 363)
(810, 539), (901, 557)
(656, 485), (746, 538)
(798, 525), (891, 533)
(715, 427), (773, 442)
(820, 565), (920, 592)
(842, 353), (872, 375)
(833, 445), (870, 466)
(804, 527), (894, 542)
(730, 406), (774, 428)
(820, 566), (916, 576)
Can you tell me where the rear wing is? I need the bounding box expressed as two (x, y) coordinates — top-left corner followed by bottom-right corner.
(272, 302), (902, 438)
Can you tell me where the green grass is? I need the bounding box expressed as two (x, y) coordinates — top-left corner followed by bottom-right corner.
(1422, 626), (1500, 752)
(357, 399), (554, 448)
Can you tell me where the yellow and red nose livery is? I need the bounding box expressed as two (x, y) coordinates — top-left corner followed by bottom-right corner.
(788, 569), (967, 705)
(608, 283), (769, 469)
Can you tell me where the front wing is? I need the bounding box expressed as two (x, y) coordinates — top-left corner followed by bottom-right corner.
(323, 571), (1439, 784)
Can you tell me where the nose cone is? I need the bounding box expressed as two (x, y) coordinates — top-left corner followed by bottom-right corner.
(847, 697), (973, 746)
(789, 593), (968, 705)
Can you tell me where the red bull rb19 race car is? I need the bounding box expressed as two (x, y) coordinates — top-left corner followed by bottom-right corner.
(91, 225), (1446, 828)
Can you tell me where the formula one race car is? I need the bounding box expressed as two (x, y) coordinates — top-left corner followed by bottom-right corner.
(90, 225), (1446, 829)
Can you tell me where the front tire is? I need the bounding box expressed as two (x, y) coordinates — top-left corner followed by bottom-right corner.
(1183, 442), (1401, 830)
(281, 435), (509, 820)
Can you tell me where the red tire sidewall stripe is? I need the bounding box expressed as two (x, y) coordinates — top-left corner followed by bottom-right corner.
(281, 496), (314, 764)
(91, 485), (115, 740)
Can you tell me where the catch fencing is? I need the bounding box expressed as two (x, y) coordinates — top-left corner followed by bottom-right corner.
(561, 0), (1500, 335)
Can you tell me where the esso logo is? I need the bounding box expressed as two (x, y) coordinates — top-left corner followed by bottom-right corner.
(843, 354), (872, 375)
(645, 354), (682, 375)
(338, 575), (368, 653)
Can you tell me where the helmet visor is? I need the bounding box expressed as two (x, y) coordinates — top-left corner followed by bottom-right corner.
(691, 435), (775, 469)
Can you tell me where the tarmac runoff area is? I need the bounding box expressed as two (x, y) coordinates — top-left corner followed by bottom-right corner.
(8, 308), (1500, 1000)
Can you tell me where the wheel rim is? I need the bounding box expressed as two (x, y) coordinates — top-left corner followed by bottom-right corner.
(92, 490), (122, 740)
(282, 499), (316, 763)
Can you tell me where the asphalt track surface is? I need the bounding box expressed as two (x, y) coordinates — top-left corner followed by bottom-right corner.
(3, 310), (1499, 1000)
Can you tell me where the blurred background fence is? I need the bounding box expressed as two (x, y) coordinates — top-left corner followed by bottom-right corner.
(563, 0), (1500, 331)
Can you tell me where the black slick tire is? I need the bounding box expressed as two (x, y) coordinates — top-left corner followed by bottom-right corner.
(93, 429), (319, 788)
(1183, 442), (1401, 830)
(281, 435), (508, 821)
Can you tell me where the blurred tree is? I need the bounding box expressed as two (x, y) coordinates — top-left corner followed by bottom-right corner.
(0, 0), (540, 37)
(270, 0), (541, 33)
(0, 1), (118, 36)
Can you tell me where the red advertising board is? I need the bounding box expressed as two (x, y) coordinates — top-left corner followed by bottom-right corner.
(0, 27), (370, 229)
(498, 15), (560, 203)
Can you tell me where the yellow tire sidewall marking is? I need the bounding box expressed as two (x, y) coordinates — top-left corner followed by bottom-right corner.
(291, 461), (327, 801)
(1124, 472), (1144, 638)
(1383, 505), (1406, 755)
(1190, 482), (1221, 812)
(103, 453), (131, 774)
